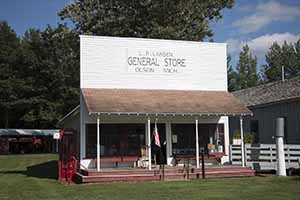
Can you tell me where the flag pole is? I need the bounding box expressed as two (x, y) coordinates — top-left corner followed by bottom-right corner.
(155, 118), (165, 179)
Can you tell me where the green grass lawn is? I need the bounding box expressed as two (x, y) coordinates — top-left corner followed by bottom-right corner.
(0, 154), (299, 200)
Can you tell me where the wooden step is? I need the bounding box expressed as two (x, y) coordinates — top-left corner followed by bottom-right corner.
(83, 166), (252, 176)
(75, 166), (255, 183)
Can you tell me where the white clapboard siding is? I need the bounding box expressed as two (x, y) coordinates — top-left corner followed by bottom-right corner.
(80, 35), (227, 91)
(229, 144), (300, 170)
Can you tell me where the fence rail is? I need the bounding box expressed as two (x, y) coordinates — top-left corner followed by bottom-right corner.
(229, 144), (300, 170)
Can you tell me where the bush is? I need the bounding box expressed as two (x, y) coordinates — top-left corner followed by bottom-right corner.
(233, 131), (255, 144)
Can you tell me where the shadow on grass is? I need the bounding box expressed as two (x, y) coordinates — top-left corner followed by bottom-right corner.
(0, 160), (58, 180)
(291, 176), (300, 181)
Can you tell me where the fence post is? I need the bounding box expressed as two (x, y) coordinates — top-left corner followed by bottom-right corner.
(229, 145), (232, 164)
(245, 144), (248, 166)
(270, 146), (273, 163)
(287, 146), (290, 163)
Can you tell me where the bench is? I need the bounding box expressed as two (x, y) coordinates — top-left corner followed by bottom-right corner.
(173, 153), (224, 165)
(92, 156), (139, 167)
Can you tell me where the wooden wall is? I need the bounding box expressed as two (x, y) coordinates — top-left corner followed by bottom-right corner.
(229, 99), (300, 144)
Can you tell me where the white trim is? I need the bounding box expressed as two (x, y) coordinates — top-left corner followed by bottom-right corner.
(221, 116), (230, 164)
(147, 118), (151, 170)
(240, 117), (245, 167)
(195, 118), (200, 168)
(80, 94), (86, 161)
(89, 111), (251, 117)
(79, 35), (227, 46)
(166, 121), (173, 165)
(97, 115), (101, 171)
(57, 105), (80, 125)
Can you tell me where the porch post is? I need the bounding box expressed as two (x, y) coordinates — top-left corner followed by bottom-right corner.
(97, 115), (101, 171)
(166, 121), (173, 166)
(147, 117), (152, 170)
(195, 118), (200, 168)
(79, 93), (86, 161)
(240, 116), (245, 167)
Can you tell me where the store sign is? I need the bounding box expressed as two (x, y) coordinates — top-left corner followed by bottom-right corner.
(53, 132), (60, 140)
(127, 49), (188, 74)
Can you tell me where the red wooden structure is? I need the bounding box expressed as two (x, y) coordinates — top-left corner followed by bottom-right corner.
(58, 128), (78, 184)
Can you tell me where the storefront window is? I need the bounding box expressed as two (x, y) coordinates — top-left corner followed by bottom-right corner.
(205, 124), (224, 153)
(171, 123), (224, 155)
(86, 124), (145, 158)
(171, 124), (196, 155)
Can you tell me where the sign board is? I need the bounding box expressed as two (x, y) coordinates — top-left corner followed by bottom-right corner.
(172, 135), (178, 143)
(80, 36), (227, 91)
(126, 49), (188, 74)
(53, 132), (60, 140)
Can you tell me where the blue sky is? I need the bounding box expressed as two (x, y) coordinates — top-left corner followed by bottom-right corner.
(1, 0), (300, 67)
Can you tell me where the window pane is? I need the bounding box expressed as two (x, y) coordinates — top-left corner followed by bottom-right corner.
(171, 123), (225, 155)
(86, 124), (145, 158)
(171, 124), (195, 155)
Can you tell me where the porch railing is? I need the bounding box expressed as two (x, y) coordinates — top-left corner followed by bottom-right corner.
(229, 144), (300, 170)
(72, 156), (88, 171)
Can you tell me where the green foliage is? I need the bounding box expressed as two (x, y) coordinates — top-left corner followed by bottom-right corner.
(262, 40), (300, 82)
(0, 21), (23, 128)
(227, 46), (260, 92)
(59, 0), (234, 41)
(227, 55), (238, 92)
(19, 25), (80, 128)
(0, 21), (79, 128)
(235, 45), (259, 90)
(233, 131), (255, 144)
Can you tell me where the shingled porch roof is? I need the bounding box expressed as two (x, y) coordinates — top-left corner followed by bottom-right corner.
(81, 88), (251, 116)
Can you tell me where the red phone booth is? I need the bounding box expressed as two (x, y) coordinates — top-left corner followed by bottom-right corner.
(58, 128), (78, 184)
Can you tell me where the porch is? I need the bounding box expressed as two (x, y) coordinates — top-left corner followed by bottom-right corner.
(79, 88), (252, 173)
(81, 117), (231, 171)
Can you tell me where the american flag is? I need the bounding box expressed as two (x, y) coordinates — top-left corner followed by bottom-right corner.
(153, 123), (161, 147)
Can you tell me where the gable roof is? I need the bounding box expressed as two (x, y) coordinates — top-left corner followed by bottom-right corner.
(81, 88), (251, 116)
(232, 76), (300, 107)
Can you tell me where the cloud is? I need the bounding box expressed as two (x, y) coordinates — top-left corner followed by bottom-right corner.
(226, 32), (300, 66)
(246, 33), (300, 53)
(226, 38), (241, 53)
(238, 4), (254, 12)
(233, 1), (300, 33)
(226, 32), (300, 54)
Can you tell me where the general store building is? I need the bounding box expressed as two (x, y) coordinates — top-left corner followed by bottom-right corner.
(61, 36), (251, 171)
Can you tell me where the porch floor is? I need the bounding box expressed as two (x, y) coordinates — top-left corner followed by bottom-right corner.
(74, 165), (256, 183)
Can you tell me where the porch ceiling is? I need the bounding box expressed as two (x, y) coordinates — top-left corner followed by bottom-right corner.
(81, 88), (252, 116)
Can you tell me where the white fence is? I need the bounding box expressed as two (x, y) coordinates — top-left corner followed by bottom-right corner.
(229, 144), (300, 170)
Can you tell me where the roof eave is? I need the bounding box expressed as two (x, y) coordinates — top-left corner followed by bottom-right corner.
(88, 111), (252, 117)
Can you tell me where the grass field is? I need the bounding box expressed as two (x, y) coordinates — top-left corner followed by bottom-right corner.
(0, 154), (299, 200)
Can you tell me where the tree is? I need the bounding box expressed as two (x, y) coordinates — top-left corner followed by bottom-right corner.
(0, 21), (23, 128)
(0, 21), (79, 128)
(19, 24), (80, 128)
(262, 40), (300, 82)
(59, 0), (234, 41)
(227, 55), (238, 92)
(236, 45), (259, 90)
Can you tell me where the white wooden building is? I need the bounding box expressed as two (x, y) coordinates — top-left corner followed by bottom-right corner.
(61, 36), (251, 171)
